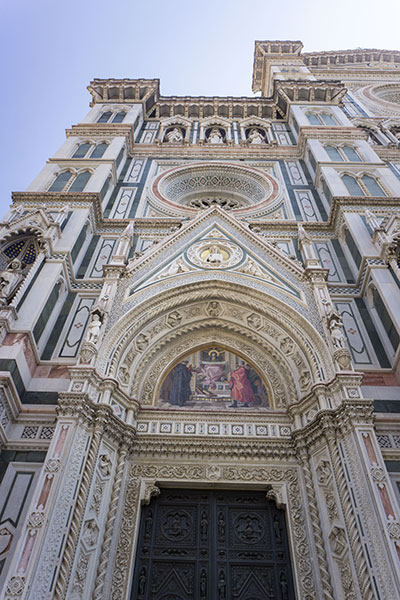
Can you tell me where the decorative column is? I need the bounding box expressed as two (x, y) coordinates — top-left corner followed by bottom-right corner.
(292, 398), (400, 599)
(92, 442), (130, 599)
(296, 444), (335, 600)
(322, 416), (374, 600)
(54, 405), (108, 600)
(2, 398), (91, 600)
(297, 223), (353, 372)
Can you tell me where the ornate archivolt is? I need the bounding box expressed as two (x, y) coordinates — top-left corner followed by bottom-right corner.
(132, 324), (294, 407)
(97, 280), (335, 409)
(109, 461), (316, 600)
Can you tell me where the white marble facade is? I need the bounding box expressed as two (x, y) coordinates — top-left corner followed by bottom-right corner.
(0, 41), (400, 599)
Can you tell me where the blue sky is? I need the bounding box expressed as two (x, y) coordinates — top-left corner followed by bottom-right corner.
(1, 0), (399, 215)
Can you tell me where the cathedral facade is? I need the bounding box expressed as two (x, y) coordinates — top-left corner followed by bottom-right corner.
(0, 40), (400, 599)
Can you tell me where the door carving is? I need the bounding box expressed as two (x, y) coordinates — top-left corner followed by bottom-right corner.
(131, 489), (295, 599)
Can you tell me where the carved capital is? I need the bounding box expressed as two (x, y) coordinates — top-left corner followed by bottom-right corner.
(141, 480), (161, 505)
(266, 483), (287, 509)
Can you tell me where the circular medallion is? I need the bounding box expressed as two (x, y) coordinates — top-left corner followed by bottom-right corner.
(161, 510), (193, 541)
(187, 240), (243, 269)
(233, 513), (265, 544)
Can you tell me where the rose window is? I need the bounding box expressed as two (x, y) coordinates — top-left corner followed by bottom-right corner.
(151, 163), (280, 217)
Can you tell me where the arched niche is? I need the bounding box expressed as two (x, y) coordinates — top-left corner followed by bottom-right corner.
(98, 282), (335, 409)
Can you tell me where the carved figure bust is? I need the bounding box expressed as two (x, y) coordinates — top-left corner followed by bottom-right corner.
(166, 127), (184, 143)
(208, 128), (224, 144)
(248, 128), (265, 144)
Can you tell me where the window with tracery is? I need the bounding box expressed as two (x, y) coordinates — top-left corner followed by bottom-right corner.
(72, 142), (108, 159)
(97, 110), (126, 124)
(342, 174), (386, 197)
(48, 170), (91, 192)
(306, 112), (338, 126)
(0, 236), (40, 270)
(325, 145), (362, 162)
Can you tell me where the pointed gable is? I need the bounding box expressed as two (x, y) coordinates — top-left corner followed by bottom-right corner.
(125, 207), (306, 306)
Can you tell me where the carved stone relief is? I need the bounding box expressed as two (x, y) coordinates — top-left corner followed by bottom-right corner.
(108, 293), (327, 411)
(109, 463), (315, 600)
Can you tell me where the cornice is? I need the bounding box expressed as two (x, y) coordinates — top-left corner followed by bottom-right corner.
(249, 196), (400, 239)
(131, 143), (300, 159)
(274, 79), (346, 105)
(88, 78), (160, 108)
(292, 399), (375, 450)
(302, 48), (400, 64)
(132, 435), (297, 461)
(298, 127), (368, 155)
(11, 192), (399, 246)
(11, 192), (127, 234)
(379, 449), (400, 460)
(309, 70), (400, 82)
(68, 366), (140, 412)
(329, 195), (400, 229)
(57, 394), (136, 445)
(137, 407), (289, 424)
(373, 146), (400, 161)
(66, 123), (135, 153)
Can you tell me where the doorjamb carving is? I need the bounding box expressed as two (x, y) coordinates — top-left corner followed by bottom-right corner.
(109, 462), (317, 600)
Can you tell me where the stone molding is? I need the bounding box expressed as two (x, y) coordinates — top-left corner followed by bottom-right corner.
(109, 462), (316, 600)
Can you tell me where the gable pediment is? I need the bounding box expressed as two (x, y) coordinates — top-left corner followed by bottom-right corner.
(125, 208), (307, 306)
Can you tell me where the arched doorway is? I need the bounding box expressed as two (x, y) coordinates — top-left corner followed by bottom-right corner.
(130, 488), (295, 600)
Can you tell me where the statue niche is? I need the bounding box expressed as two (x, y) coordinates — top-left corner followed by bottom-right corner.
(206, 127), (226, 144)
(158, 346), (270, 410)
(164, 126), (185, 144)
(246, 127), (266, 145)
(0, 234), (41, 305)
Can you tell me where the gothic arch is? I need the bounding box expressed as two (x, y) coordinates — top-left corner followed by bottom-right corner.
(98, 279), (335, 409)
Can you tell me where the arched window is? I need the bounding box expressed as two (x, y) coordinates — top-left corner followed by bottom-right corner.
(325, 146), (343, 161)
(361, 175), (386, 197)
(90, 143), (108, 158)
(48, 171), (73, 192)
(112, 111), (126, 123)
(342, 175), (365, 196)
(72, 143), (92, 158)
(307, 113), (321, 126)
(0, 235), (41, 270)
(342, 146), (362, 162)
(97, 111), (112, 123)
(320, 113), (337, 126)
(69, 170), (91, 192)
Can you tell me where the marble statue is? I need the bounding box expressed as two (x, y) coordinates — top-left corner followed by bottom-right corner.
(166, 127), (184, 143)
(248, 128), (265, 144)
(328, 310), (346, 349)
(86, 314), (102, 344)
(208, 128), (224, 144)
(0, 260), (23, 304)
